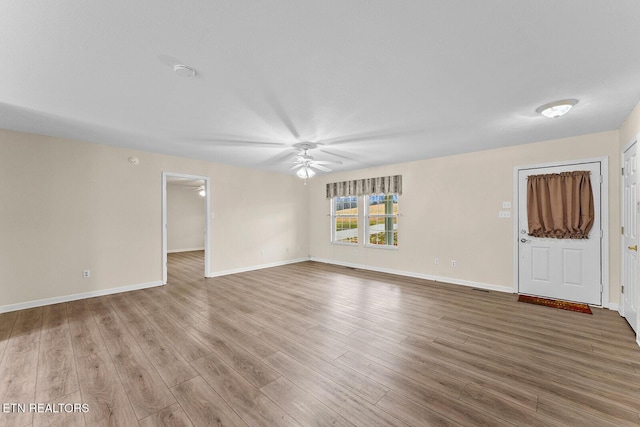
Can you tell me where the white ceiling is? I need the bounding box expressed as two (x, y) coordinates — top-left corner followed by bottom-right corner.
(1, 1), (639, 175)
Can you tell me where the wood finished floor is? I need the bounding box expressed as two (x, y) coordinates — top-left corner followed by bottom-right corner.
(1, 250), (639, 426)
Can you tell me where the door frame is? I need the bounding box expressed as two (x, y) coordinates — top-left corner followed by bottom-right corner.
(513, 157), (609, 307)
(162, 171), (211, 284)
(620, 134), (639, 345)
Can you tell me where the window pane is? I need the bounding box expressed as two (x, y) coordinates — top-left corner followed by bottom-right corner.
(333, 196), (358, 244)
(367, 194), (398, 247)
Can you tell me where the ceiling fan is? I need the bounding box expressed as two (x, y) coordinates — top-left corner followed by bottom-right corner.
(281, 142), (342, 178)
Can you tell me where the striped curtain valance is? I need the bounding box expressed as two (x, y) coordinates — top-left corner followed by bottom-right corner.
(326, 175), (402, 199)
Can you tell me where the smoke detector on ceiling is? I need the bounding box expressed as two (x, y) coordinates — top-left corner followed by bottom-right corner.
(173, 65), (196, 78)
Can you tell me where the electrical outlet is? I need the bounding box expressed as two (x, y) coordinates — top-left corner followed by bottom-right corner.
(451, 260), (456, 267)
(434, 258), (439, 265)
(502, 201), (511, 209)
(83, 270), (90, 278)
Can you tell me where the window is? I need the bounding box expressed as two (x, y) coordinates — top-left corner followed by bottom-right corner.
(366, 194), (398, 247)
(332, 196), (358, 244)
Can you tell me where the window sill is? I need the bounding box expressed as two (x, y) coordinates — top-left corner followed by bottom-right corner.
(332, 241), (359, 246)
(364, 244), (399, 250)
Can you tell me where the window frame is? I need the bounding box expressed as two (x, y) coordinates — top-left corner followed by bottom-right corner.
(364, 193), (399, 249)
(331, 196), (359, 246)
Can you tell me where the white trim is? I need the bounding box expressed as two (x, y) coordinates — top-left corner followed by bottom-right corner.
(513, 157), (610, 308)
(608, 302), (619, 312)
(621, 134), (640, 344)
(167, 247), (205, 254)
(162, 172), (211, 284)
(0, 280), (163, 314)
(207, 258), (309, 278)
(310, 257), (513, 293)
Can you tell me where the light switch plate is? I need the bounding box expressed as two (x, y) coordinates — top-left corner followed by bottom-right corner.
(498, 211), (511, 218)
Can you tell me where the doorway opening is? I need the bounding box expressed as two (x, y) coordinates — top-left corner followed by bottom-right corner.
(514, 158), (609, 306)
(162, 172), (210, 284)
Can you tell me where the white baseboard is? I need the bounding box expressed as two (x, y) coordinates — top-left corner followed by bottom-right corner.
(168, 247), (205, 254)
(0, 280), (164, 314)
(207, 257), (310, 278)
(310, 257), (514, 294)
(608, 302), (619, 312)
(637, 335), (640, 349)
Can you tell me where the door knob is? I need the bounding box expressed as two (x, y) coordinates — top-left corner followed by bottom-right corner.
(629, 245), (637, 251)
(520, 238), (530, 243)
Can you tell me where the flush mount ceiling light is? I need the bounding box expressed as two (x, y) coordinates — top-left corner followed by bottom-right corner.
(536, 99), (578, 118)
(173, 64), (196, 78)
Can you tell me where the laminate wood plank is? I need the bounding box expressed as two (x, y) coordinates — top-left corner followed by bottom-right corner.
(41, 303), (68, 330)
(144, 311), (214, 362)
(462, 327), (640, 382)
(31, 390), (86, 427)
(427, 338), (640, 424)
(434, 336), (640, 413)
(375, 391), (464, 427)
(258, 323), (348, 362)
(334, 351), (502, 427)
(139, 403), (193, 427)
(462, 330), (640, 397)
(264, 351), (408, 427)
(124, 320), (198, 388)
(335, 350), (464, 403)
(308, 326), (540, 411)
(0, 308), (42, 427)
(65, 300), (106, 358)
(107, 293), (147, 325)
(2, 254), (639, 427)
(171, 376), (248, 427)
(175, 315), (280, 389)
(85, 297), (129, 343)
(258, 328), (388, 404)
(193, 310), (277, 359)
(191, 353), (299, 427)
(536, 395), (638, 427)
(260, 376), (355, 427)
(458, 383), (560, 427)
(35, 318), (78, 401)
(104, 331), (176, 419)
(0, 311), (17, 365)
(75, 350), (138, 426)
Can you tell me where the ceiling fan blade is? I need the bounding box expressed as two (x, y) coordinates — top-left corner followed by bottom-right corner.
(289, 164), (304, 170)
(319, 128), (423, 146)
(311, 160), (342, 165)
(263, 87), (300, 139)
(311, 164), (332, 172)
(184, 137), (287, 147)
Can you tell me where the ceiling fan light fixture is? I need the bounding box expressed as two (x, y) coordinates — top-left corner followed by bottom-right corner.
(536, 99), (578, 118)
(296, 166), (315, 179)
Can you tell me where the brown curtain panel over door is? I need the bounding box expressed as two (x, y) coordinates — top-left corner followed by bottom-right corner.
(527, 171), (594, 239)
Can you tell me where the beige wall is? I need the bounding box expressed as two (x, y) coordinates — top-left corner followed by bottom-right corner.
(0, 128), (309, 309)
(167, 184), (205, 252)
(309, 131), (621, 305)
(619, 101), (640, 149)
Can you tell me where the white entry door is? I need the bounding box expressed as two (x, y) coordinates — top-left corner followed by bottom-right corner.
(622, 142), (638, 333)
(518, 161), (602, 305)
